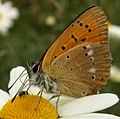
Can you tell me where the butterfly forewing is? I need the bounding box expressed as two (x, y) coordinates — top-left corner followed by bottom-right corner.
(42, 6), (108, 73)
(41, 6), (111, 97)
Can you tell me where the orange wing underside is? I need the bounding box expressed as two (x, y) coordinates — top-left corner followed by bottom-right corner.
(41, 6), (108, 72)
(40, 6), (111, 97)
(49, 42), (111, 97)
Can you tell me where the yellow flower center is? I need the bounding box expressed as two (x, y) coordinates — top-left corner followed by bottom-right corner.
(0, 95), (57, 119)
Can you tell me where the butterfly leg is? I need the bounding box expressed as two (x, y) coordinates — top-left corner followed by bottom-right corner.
(49, 92), (61, 118)
(34, 86), (44, 111)
(56, 93), (61, 118)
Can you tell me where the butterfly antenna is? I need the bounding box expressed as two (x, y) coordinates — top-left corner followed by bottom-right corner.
(11, 92), (18, 102)
(7, 69), (26, 92)
(11, 74), (29, 102)
(8, 64), (34, 92)
(22, 82), (32, 92)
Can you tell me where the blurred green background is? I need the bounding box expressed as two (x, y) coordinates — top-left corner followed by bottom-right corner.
(0, 0), (120, 116)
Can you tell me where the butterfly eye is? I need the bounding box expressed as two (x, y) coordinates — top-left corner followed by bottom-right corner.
(32, 63), (39, 73)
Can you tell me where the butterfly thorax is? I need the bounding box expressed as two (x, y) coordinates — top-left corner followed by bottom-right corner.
(39, 73), (58, 93)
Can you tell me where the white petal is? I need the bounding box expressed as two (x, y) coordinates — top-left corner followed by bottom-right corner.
(8, 66), (29, 97)
(28, 85), (42, 95)
(29, 86), (75, 106)
(61, 113), (120, 119)
(43, 93), (75, 107)
(46, 94), (75, 106)
(28, 86), (54, 100)
(0, 89), (10, 109)
(49, 95), (75, 107)
(59, 93), (119, 116)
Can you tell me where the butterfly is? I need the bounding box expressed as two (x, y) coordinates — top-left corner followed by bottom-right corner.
(19, 5), (112, 98)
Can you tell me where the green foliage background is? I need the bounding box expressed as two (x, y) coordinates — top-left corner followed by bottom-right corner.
(0, 0), (120, 116)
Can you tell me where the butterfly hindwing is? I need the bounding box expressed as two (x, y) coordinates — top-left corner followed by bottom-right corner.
(48, 42), (111, 97)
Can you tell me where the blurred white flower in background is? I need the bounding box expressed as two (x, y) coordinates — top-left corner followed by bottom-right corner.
(109, 24), (120, 41)
(110, 66), (120, 83)
(45, 15), (56, 26)
(108, 24), (120, 83)
(0, 0), (19, 35)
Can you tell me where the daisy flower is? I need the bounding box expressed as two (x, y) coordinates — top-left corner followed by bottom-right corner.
(0, 66), (119, 119)
(0, 0), (19, 35)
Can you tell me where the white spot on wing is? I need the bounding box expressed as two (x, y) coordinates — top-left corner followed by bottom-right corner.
(86, 44), (92, 49)
(88, 50), (94, 56)
(89, 68), (96, 73)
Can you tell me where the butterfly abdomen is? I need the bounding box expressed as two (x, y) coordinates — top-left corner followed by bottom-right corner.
(40, 73), (58, 93)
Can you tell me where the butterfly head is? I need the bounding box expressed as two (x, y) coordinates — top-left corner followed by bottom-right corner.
(27, 62), (40, 76)
(27, 62), (57, 93)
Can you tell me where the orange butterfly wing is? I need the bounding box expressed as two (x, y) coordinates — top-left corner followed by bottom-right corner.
(41, 6), (109, 73)
(40, 6), (111, 97)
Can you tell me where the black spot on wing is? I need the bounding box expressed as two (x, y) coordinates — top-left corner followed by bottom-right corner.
(61, 46), (66, 50)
